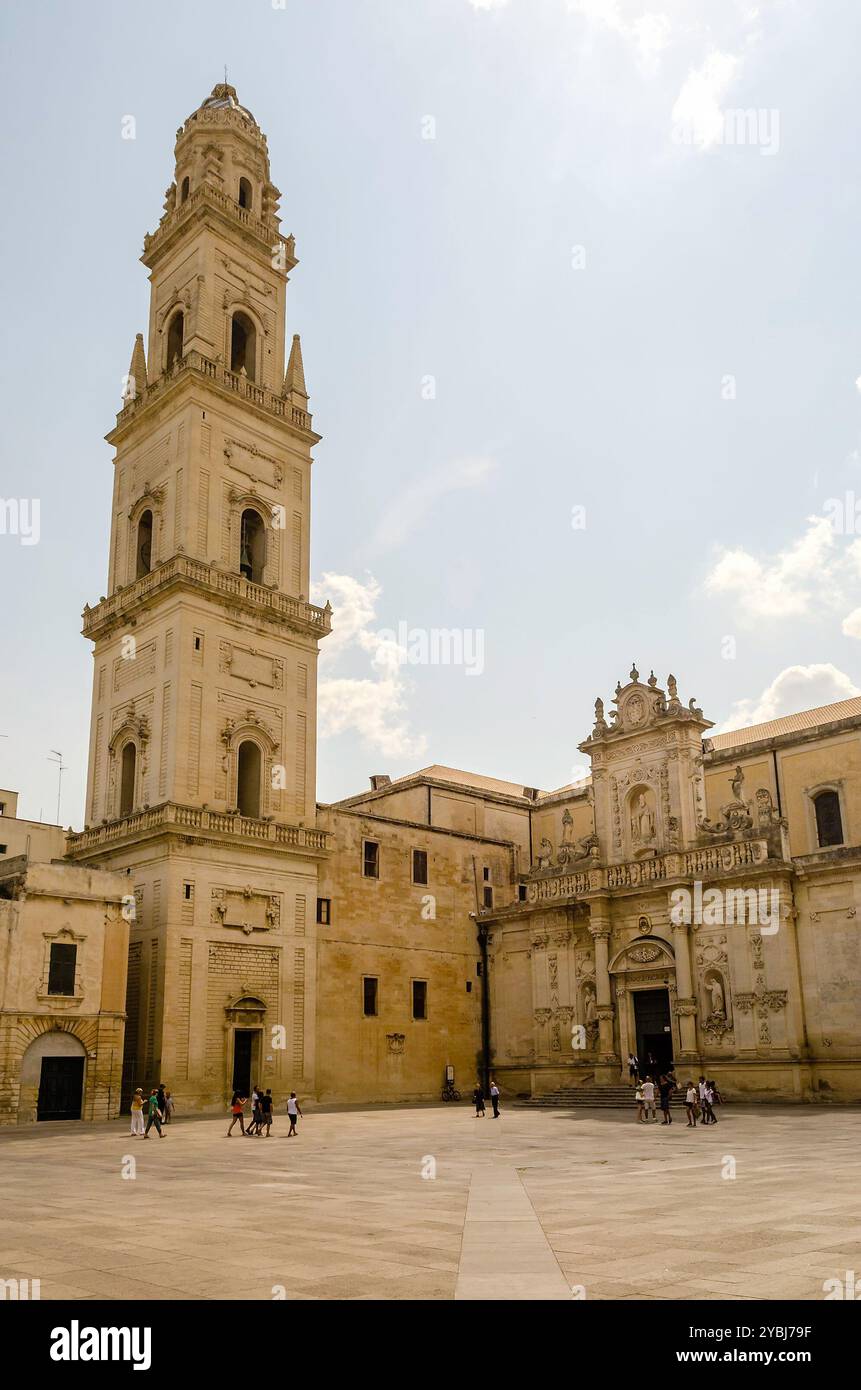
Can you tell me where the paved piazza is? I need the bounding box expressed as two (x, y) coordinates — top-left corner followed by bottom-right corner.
(1, 1104), (859, 1302)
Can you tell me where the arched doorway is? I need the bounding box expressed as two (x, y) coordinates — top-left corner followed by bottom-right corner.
(21, 1032), (86, 1121)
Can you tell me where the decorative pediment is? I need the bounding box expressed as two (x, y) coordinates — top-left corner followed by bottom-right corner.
(584, 666), (712, 746)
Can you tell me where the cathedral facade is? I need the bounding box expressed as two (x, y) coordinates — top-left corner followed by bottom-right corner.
(9, 83), (853, 1120)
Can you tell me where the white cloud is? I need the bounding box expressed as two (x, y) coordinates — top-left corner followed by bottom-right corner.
(310, 571), (426, 759)
(569, 0), (672, 75)
(671, 49), (741, 148)
(713, 664), (861, 735)
(703, 516), (846, 622)
(371, 454), (497, 555)
(467, 0), (509, 9)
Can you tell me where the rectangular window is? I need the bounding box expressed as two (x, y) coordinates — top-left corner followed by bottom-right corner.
(363, 840), (379, 879)
(518, 884), (527, 902)
(183, 882), (193, 900)
(316, 897), (331, 925)
(412, 849), (428, 885)
(48, 943), (77, 996)
(412, 979), (428, 1020)
(483, 865), (490, 881)
(483, 886), (493, 909)
(0, 843), (7, 854)
(363, 976), (379, 1016)
(0, 802), (6, 815)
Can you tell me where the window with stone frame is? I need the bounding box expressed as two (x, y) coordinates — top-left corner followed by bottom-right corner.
(48, 942), (77, 996)
(814, 789), (844, 847)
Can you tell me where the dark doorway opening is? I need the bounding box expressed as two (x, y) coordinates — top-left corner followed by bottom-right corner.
(232, 1030), (255, 1096)
(37, 1057), (84, 1120)
(633, 988), (673, 1078)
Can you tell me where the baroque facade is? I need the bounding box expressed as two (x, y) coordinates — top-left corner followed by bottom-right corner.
(4, 85), (858, 1121)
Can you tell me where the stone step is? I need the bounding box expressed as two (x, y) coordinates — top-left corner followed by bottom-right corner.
(519, 1086), (692, 1108)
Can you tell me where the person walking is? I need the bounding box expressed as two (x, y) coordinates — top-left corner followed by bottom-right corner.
(628, 1052), (640, 1083)
(143, 1087), (165, 1138)
(156, 1081), (167, 1121)
(260, 1088), (273, 1136)
(489, 1079), (501, 1118)
(634, 1081), (645, 1122)
(472, 1083), (486, 1118)
(245, 1084), (261, 1136)
(641, 1076), (656, 1122)
(130, 1088), (145, 1137)
(685, 1081), (698, 1127)
(658, 1071), (676, 1125)
(702, 1081), (717, 1125)
(286, 1091), (302, 1136)
(163, 1089), (175, 1125)
(227, 1091), (247, 1137)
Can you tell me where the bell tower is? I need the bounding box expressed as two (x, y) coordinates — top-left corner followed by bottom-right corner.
(67, 85), (332, 1111)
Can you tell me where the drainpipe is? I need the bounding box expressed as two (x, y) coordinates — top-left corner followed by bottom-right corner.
(476, 917), (491, 1096)
(772, 749), (783, 817)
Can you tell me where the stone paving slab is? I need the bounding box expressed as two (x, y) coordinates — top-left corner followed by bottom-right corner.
(0, 1104), (859, 1300)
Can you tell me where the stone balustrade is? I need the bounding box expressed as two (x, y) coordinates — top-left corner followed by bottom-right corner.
(115, 350), (311, 433)
(66, 802), (329, 856)
(82, 555), (332, 640)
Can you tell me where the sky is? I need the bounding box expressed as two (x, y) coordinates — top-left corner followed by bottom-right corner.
(1, 0), (860, 825)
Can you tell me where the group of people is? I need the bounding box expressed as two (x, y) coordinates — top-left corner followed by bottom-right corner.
(628, 1054), (722, 1127)
(129, 1082), (174, 1138)
(227, 1086), (302, 1138)
(472, 1079), (501, 1118)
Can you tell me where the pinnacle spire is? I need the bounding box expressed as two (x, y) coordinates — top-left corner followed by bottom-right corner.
(126, 332), (147, 400)
(283, 333), (308, 401)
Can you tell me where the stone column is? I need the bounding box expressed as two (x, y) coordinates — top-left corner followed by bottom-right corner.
(671, 919), (698, 1062)
(589, 903), (618, 1084)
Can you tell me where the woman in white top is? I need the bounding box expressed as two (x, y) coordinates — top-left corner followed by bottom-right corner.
(287, 1091), (302, 1137)
(685, 1083), (698, 1127)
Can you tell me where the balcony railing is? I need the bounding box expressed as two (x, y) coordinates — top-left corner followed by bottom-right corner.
(143, 181), (295, 263)
(83, 555), (332, 640)
(66, 801), (330, 856)
(114, 350), (312, 434)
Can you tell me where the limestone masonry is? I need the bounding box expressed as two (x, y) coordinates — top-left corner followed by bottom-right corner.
(2, 86), (859, 1122)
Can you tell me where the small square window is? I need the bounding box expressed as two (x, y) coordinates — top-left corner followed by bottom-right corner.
(48, 943), (77, 996)
(412, 979), (427, 1020)
(0, 843), (7, 854)
(363, 976), (379, 1016)
(316, 897), (331, 925)
(466, 980), (473, 993)
(483, 886), (493, 909)
(363, 840), (379, 879)
(476, 961), (483, 978)
(412, 849), (428, 885)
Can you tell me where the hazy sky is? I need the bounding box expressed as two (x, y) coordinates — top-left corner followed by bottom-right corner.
(1, 0), (860, 825)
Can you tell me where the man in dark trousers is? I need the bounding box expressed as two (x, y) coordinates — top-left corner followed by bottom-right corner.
(489, 1079), (501, 1118)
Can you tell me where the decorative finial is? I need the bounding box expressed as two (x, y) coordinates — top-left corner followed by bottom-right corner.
(667, 673), (678, 699)
(630, 662), (639, 682)
(647, 670), (657, 687)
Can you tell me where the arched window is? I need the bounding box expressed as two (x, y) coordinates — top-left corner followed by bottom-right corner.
(180, 176), (190, 204)
(167, 310), (184, 368)
(119, 742), (137, 818)
(238, 177), (252, 210)
(239, 508), (266, 584)
(230, 311), (256, 381)
(136, 509), (153, 578)
(814, 790), (843, 847)
(237, 740), (262, 819)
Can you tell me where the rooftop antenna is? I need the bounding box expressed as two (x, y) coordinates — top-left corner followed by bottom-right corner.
(224, 64), (228, 85)
(48, 750), (66, 825)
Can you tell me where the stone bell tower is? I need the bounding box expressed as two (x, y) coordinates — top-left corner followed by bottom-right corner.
(67, 84), (332, 1111)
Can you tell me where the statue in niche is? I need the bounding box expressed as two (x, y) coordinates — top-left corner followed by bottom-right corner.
(561, 808), (573, 845)
(730, 766), (745, 802)
(709, 975), (726, 1016)
(630, 791), (656, 846)
(583, 984), (597, 1026)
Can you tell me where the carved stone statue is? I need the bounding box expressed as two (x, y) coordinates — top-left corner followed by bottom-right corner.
(583, 985), (597, 1026)
(709, 976), (726, 1016)
(730, 765), (745, 802)
(537, 837), (553, 869)
(630, 792), (656, 845)
(561, 808), (573, 845)
(667, 674), (678, 700)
